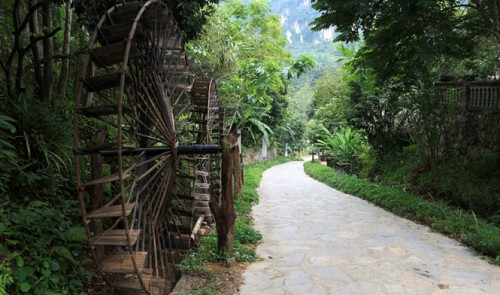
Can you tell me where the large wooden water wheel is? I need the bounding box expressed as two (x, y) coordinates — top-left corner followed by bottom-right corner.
(73, 1), (223, 294)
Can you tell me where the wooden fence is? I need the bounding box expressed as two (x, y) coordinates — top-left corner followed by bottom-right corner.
(435, 81), (500, 111)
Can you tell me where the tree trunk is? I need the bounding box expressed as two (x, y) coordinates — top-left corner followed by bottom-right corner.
(58, 0), (72, 97)
(42, 0), (54, 102)
(28, 0), (43, 94)
(15, 46), (25, 94)
(491, 0), (500, 43)
(212, 134), (237, 257)
(3, 0), (22, 98)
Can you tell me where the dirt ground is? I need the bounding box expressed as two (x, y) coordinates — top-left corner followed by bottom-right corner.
(174, 262), (249, 294)
(172, 261), (250, 294)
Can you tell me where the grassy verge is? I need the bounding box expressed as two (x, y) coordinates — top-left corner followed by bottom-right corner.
(304, 161), (500, 265)
(177, 156), (301, 293)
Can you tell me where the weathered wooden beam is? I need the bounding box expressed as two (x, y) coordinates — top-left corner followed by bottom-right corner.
(92, 144), (220, 156)
(177, 144), (220, 155)
(91, 130), (106, 260)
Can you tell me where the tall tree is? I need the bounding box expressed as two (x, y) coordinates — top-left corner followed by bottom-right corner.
(311, 0), (499, 82)
(28, 0), (43, 90)
(58, 0), (72, 97)
(41, 0), (54, 101)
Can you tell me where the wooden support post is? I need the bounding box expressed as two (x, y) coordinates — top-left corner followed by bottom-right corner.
(211, 134), (237, 257)
(91, 130), (106, 259)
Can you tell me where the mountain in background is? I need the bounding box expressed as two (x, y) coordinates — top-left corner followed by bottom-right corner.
(239, 0), (340, 61)
(269, 0), (334, 50)
(268, 0), (342, 86)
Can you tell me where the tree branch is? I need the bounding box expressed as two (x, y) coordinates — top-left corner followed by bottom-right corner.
(19, 27), (61, 57)
(470, 0), (492, 20)
(14, 2), (44, 35)
(30, 53), (78, 68)
(0, 60), (7, 74)
(470, 25), (500, 40)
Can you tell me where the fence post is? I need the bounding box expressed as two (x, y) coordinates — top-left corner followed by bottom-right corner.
(464, 83), (471, 111)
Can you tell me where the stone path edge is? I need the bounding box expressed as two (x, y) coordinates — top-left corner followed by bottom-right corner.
(303, 161), (500, 265)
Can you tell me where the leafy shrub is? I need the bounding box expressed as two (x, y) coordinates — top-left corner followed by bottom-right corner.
(0, 201), (91, 294)
(415, 148), (500, 218)
(358, 147), (378, 178)
(234, 219), (262, 245)
(0, 114), (19, 197)
(1, 95), (75, 204)
(377, 150), (420, 190)
(376, 147), (499, 223)
(10, 94), (73, 172)
(315, 126), (370, 174)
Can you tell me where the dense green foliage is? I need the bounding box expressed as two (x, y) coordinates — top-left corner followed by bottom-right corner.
(311, 0), (500, 68)
(377, 149), (500, 222)
(0, 201), (90, 294)
(304, 161), (500, 265)
(0, 86), (84, 294)
(309, 0), (499, 151)
(315, 126), (371, 174)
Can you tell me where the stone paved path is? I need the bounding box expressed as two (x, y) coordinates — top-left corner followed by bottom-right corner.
(239, 161), (500, 295)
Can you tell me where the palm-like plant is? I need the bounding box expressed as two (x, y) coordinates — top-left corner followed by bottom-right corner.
(315, 125), (369, 173)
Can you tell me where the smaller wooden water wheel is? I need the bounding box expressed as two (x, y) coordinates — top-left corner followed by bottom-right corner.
(168, 78), (224, 250)
(189, 78), (223, 224)
(72, 1), (223, 294)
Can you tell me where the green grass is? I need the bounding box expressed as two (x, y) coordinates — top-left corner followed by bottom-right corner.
(304, 161), (500, 265)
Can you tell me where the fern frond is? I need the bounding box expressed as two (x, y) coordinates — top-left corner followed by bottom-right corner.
(62, 227), (87, 243)
(53, 246), (75, 263)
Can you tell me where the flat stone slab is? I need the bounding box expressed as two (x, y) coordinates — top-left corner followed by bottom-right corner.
(240, 161), (500, 295)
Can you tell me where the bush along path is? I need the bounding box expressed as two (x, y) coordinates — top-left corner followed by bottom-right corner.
(240, 161), (500, 295)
